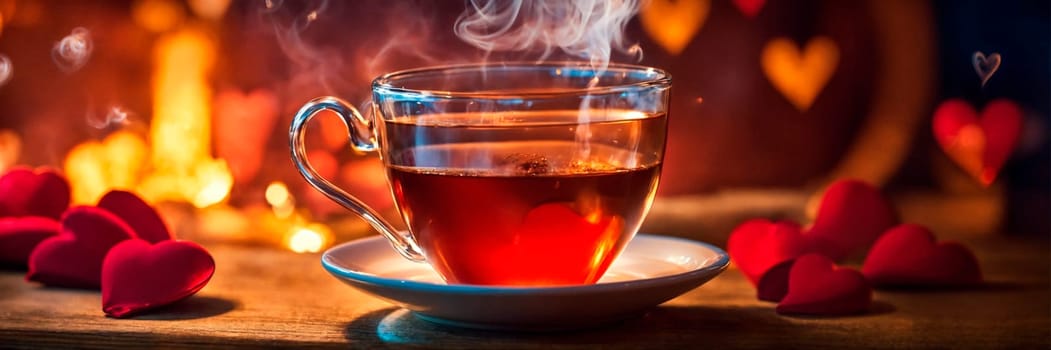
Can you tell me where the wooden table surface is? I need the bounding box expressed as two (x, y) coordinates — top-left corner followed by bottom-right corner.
(0, 233), (1047, 349)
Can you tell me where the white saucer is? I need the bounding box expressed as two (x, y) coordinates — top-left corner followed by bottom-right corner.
(321, 233), (729, 331)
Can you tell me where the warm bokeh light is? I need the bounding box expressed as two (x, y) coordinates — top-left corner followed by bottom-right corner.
(132, 0), (184, 33)
(761, 36), (840, 111)
(103, 131), (149, 191)
(639, 0), (708, 55)
(188, 0), (231, 21)
(265, 181), (291, 207)
(151, 27), (214, 175)
(137, 26), (232, 207)
(64, 142), (106, 204)
(265, 181), (295, 218)
(0, 129), (20, 173)
(64, 131), (148, 204)
(947, 124), (988, 184)
(287, 224), (333, 253)
(191, 159), (233, 208)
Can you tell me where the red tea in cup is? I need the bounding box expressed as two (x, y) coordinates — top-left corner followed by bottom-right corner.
(291, 63), (671, 286)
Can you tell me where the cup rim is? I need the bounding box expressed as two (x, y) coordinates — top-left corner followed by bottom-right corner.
(371, 61), (672, 99)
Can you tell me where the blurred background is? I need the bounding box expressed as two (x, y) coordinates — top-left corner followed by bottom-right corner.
(0, 0), (1046, 253)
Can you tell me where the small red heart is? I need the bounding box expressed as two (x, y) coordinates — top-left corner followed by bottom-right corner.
(933, 98), (1022, 186)
(0, 167), (71, 219)
(862, 224), (982, 287)
(777, 253), (871, 316)
(807, 180), (898, 260)
(26, 206), (136, 289)
(727, 179), (896, 288)
(507, 203), (624, 285)
(756, 259), (794, 302)
(0, 217), (59, 266)
(102, 239), (215, 318)
(727, 219), (813, 286)
(732, 0), (765, 18)
(98, 190), (172, 243)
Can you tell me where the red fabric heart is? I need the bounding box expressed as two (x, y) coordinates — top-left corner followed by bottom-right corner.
(777, 253), (871, 316)
(102, 239), (215, 318)
(98, 190), (172, 243)
(26, 206), (136, 289)
(0, 217), (59, 266)
(0, 167), (71, 219)
(806, 179), (898, 261)
(727, 219), (813, 286)
(933, 98), (1022, 186)
(862, 224), (982, 287)
(732, 0), (765, 18)
(756, 259), (794, 302)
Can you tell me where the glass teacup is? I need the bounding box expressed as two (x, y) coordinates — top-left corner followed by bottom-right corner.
(290, 62), (671, 286)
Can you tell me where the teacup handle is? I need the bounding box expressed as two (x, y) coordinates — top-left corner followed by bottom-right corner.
(289, 96), (425, 262)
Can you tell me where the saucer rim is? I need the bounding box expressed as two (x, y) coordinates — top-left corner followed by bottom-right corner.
(320, 233), (730, 295)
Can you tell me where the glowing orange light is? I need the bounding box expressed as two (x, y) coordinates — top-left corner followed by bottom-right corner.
(150, 27), (214, 174)
(287, 224), (332, 253)
(0, 129), (20, 173)
(139, 27), (231, 207)
(760, 36), (840, 111)
(64, 131), (148, 204)
(265, 181), (295, 218)
(132, 0), (185, 33)
(265, 181), (290, 207)
(188, 0), (232, 21)
(639, 0), (709, 55)
(191, 159), (233, 208)
(946, 124), (987, 184)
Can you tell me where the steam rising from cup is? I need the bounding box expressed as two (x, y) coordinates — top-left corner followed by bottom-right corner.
(52, 27), (93, 73)
(454, 0), (642, 70)
(87, 105), (132, 129)
(455, 0), (645, 161)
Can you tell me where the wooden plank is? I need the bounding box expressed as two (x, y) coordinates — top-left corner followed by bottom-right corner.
(0, 235), (1047, 349)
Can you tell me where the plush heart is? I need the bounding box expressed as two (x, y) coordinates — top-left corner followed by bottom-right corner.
(776, 254), (871, 316)
(26, 206), (136, 289)
(639, 0), (709, 55)
(932, 98), (1022, 186)
(806, 179), (898, 261)
(862, 224), (982, 287)
(732, 0), (765, 18)
(0, 167), (71, 219)
(102, 239), (215, 318)
(972, 51), (1001, 86)
(761, 36), (840, 111)
(98, 190), (172, 243)
(756, 259), (794, 302)
(213, 88), (278, 184)
(727, 219), (813, 286)
(0, 217), (59, 266)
